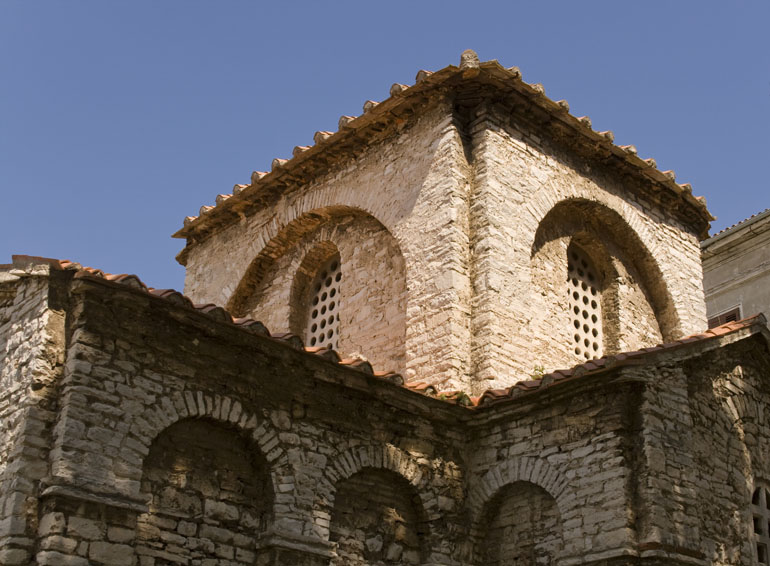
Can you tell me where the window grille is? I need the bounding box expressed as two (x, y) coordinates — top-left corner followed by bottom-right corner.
(753, 486), (770, 564)
(568, 246), (602, 360)
(306, 256), (341, 349)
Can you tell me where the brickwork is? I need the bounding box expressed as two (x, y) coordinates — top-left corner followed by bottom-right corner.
(183, 103), (473, 388)
(229, 210), (408, 375)
(468, 107), (704, 390)
(180, 74), (706, 393)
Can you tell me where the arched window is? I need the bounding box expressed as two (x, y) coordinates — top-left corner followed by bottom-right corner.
(752, 485), (770, 564)
(306, 254), (342, 349)
(568, 243), (602, 360)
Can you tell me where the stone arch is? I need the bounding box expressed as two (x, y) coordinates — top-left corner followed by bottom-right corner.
(228, 205), (404, 316)
(330, 468), (431, 566)
(468, 457), (572, 566)
(467, 456), (573, 522)
(531, 198), (679, 350)
(135, 417), (275, 564)
(118, 391), (289, 503)
(475, 481), (563, 566)
(227, 206), (408, 373)
(313, 444), (438, 540)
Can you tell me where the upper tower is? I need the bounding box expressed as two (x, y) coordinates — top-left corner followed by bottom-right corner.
(174, 51), (712, 394)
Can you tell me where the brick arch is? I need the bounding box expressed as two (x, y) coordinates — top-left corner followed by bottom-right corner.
(312, 444), (438, 539)
(530, 197), (681, 342)
(120, 390), (289, 502)
(227, 205), (405, 317)
(468, 456), (574, 523)
(526, 188), (667, 263)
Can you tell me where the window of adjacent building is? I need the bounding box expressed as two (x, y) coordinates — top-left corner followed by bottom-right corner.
(752, 486), (770, 564)
(568, 244), (602, 360)
(306, 255), (341, 349)
(707, 306), (742, 329)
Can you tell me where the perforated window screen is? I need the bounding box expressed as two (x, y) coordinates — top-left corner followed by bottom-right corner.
(568, 246), (602, 360)
(306, 256), (341, 349)
(753, 487), (770, 564)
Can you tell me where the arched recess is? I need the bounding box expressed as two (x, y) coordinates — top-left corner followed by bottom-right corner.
(475, 481), (563, 566)
(467, 456), (572, 522)
(115, 391), (289, 504)
(227, 206), (408, 373)
(530, 199), (679, 360)
(313, 444), (450, 563)
(135, 417), (274, 565)
(330, 468), (430, 566)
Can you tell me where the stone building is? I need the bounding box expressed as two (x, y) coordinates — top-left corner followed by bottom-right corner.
(702, 209), (770, 328)
(2, 51), (770, 566)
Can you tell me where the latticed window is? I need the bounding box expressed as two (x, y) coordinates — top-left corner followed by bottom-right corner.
(306, 256), (341, 349)
(752, 486), (770, 564)
(568, 245), (602, 360)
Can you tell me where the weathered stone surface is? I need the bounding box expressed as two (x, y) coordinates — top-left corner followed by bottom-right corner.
(0, 56), (763, 566)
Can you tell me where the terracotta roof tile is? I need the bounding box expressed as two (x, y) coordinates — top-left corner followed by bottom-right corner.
(6, 255), (765, 411)
(476, 314), (767, 408)
(707, 208), (770, 239)
(5, 255), (402, 386)
(176, 50), (712, 242)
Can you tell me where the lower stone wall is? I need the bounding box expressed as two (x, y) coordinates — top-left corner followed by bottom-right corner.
(0, 268), (64, 565)
(1, 270), (767, 566)
(685, 340), (770, 565)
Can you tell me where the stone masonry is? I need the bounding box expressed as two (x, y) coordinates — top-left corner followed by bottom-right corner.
(2, 52), (768, 566)
(176, 52), (710, 393)
(0, 256), (768, 566)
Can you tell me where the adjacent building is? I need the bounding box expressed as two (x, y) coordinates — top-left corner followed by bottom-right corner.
(702, 209), (770, 328)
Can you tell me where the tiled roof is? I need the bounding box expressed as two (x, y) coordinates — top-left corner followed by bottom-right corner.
(6, 255), (765, 410)
(702, 208), (770, 245)
(475, 314), (768, 408)
(174, 50), (713, 243)
(6, 255), (403, 384)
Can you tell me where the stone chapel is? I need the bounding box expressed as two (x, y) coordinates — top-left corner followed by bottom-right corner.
(2, 50), (770, 566)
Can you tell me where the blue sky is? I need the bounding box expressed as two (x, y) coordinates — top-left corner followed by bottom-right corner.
(2, 1), (768, 291)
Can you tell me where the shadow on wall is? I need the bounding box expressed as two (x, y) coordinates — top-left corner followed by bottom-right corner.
(227, 206), (408, 374)
(330, 468), (429, 566)
(474, 481), (563, 566)
(136, 418), (274, 565)
(529, 198), (678, 367)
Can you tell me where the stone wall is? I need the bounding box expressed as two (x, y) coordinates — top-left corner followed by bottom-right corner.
(0, 263), (64, 565)
(467, 103), (706, 390)
(467, 372), (640, 565)
(136, 419), (273, 565)
(230, 210), (408, 375)
(180, 93), (707, 393)
(1, 265), (760, 566)
(31, 272), (470, 566)
(330, 469), (426, 566)
(683, 337), (770, 565)
(182, 101), (474, 390)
